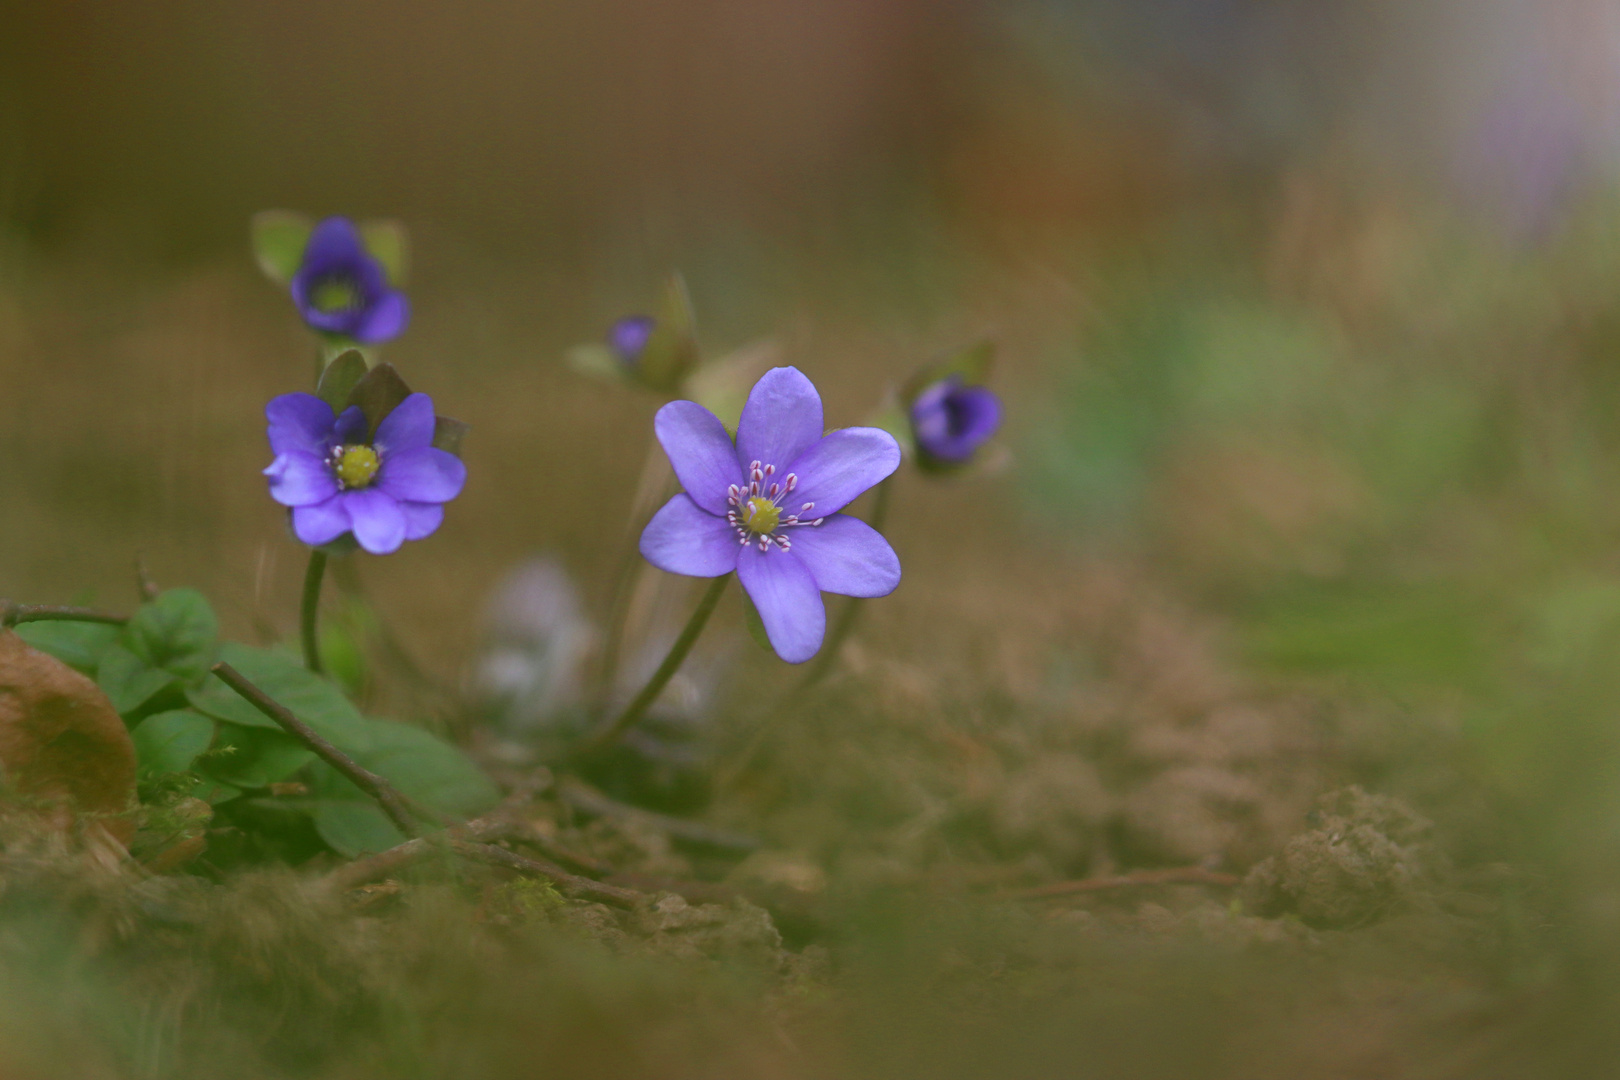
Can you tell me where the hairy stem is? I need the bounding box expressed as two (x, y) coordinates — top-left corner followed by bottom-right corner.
(300, 549), (328, 674)
(576, 573), (731, 757)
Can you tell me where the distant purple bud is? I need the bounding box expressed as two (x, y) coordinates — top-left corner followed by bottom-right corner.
(289, 217), (410, 344)
(264, 390), (465, 555)
(909, 376), (1002, 465)
(609, 315), (656, 366)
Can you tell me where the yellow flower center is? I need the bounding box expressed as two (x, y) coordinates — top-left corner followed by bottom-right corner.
(334, 444), (381, 489)
(311, 276), (362, 313)
(742, 496), (781, 535)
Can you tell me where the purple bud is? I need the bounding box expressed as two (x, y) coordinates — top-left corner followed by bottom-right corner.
(909, 377), (1002, 464)
(608, 315), (656, 366)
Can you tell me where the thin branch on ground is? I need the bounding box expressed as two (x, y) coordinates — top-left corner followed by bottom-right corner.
(211, 660), (424, 838)
(1, 602), (129, 629)
(557, 775), (760, 854)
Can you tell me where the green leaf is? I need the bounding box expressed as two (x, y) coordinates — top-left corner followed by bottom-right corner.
(202, 723), (315, 789)
(740, 592), (773, 653)
(317, 349), (370, 411)
(192, 777), (242, 805)
(567, 342), (630, 382)
(187, 642), (370, 746)
(358, 218), (410, 287)
(251, 210), (313, 285)
(431, 416), (470, 458)
(345, 362), (414, 441)
(308, 717), (499, 820)
(13, 621), (121, 673)
(97, 643), (178, 715)
(312, 801), (404, 856)
(125, 588), (218, 682)
(131, 709), (216, 777)
(636, 273), (700, 392)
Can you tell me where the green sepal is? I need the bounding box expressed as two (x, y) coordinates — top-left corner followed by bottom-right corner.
(740, 592), (773, 653)
(567, 342), (631, 383)
(345, 362), (414, 441)
(317, 349), (370, 411)
(131, 709), (216, 778)
(635, 273), (700, 393)
(250, 210), (314, 285)
(358, 218), (410, 287)
(125, 587), (219, 683)
(900, 340), (996, 405)
(431, 416), (470, 457)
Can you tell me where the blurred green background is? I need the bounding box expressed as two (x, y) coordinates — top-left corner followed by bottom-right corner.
(6, 1), (1620, 1075)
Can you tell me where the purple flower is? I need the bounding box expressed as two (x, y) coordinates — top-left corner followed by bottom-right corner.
(609, 315), (656, 366)
(263, 391), (466, 555)
(909, 376), (1002, 465)
(639, 366), (902, 664)
(289, 217), (410, 344)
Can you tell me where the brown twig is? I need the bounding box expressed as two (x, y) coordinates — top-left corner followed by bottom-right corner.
(451, 841), (643, 908)
(1, 602), (129, 629)
(557, 775), (760, 854)
(1003, 867), (1242, 901)
(210, 661), (422, 838)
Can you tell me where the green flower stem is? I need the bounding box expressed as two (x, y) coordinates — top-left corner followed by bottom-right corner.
(576, 573), (731, 758)
(301, 549), (328, 674)
(593, 440), (678, 710)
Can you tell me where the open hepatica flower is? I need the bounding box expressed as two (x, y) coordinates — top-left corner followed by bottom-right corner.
(910, 375), (1002, 466)
(290, 217), (410, 344)
(640, 366), (902, 663)
(264, 391), (465, 555)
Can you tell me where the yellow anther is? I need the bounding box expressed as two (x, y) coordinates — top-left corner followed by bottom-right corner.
(335, 444), (381, 489)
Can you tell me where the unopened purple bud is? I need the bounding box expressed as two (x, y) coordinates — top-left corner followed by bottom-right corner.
(609, 315), (656, 366)
(289, 217), (410, 344)
(909, 377), (1001, 464)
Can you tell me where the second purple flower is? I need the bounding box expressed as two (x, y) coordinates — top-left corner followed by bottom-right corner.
(639, 366), (902, 664)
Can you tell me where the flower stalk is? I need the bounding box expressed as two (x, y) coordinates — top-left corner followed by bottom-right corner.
(301, 549), (328, 673)
(575, 572), (731, 757)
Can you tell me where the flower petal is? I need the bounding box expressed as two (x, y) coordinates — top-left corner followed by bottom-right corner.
(333, 404), (367, 445)
(353, 289), (410, 344)
(736, 546), (825, 664)
(640, 495), (741, 578)
(344, 489), (408, 555)
(300, 216), (368, 272)
(263, 451), (338, 507)
(786, 513), (901, 598)
(374, 392), (437, 455)
(784, 427), (901, 517)
(291, 497), (351, 547)
(735, 366), (823, 473)
(400, 501), (445, 541)
(377, 446), (466, 504)
(911, 381), (1001, 462)
(654, 400), (743, 515)
(266, 393), (336, 456)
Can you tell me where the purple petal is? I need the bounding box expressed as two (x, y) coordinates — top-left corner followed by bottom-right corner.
(345, 489), (408, 555)
(263, 451), (338, 507)
(911, 381), (1001, 462)
(736, 546), (825, 664)
(377, 445), (467, 504)
(292, 496), (351, 546)
(735, 366), (824, 474)
(300, 217), (368, 272)
(401, 501), (445, 541)
(654, 400), (743, 515)
(639, 495), (741, 578)
(375, 392), (437, 454)
(786, 514), (900, 598)
(333, 405), (367, 445)
(266, 393), (336, 456)
(609, 315), (655, 363)
(784, 427), (900, 518)
(353, 289), (410, 344)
